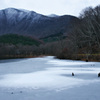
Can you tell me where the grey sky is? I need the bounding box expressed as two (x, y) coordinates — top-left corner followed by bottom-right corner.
(0, 0), (100, 16)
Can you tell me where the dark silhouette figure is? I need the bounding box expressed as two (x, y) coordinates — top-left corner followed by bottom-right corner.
(98, 73), (100, 77)
(72, 73), (74, 76)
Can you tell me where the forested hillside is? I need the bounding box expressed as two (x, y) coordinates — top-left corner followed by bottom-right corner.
(0, 34), (42, 59)
(0, 34), (41, 45)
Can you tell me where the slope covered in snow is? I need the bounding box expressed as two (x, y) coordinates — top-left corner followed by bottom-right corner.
(48, 14), (59, 17)
(0, 56), (100, 100)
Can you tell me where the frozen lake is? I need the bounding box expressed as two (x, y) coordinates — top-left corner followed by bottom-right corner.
(0, 56), (100, 100)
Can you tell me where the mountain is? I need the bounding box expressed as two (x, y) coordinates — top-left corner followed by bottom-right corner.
(48, 14), (59, 17)
(0, 8), (79, 39)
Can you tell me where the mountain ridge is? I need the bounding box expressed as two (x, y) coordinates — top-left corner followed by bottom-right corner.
(0, 8), (79, 39)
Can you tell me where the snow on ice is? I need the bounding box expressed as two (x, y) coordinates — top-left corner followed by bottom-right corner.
(0, 56), (100, 100)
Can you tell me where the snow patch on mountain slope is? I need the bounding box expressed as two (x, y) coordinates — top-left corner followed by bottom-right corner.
(3, 8), (43, 23)
(48, 14), (59, 17)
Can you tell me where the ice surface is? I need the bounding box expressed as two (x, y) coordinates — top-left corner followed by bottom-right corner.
(0, 56), (100, 100)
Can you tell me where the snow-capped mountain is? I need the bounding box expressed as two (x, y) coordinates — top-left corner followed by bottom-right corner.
(0, 8), (79, 38)
(48, 14), (59, 17)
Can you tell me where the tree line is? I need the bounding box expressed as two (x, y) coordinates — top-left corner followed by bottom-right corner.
(58, 5), (100, 61)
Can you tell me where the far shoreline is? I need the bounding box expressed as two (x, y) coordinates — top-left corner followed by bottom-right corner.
(0, 55), (99, 62)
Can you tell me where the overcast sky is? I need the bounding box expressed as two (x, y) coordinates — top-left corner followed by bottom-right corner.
(0, 0), (100, 16)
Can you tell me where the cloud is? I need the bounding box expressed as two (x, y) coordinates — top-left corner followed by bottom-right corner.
(0, 0), (100, 16)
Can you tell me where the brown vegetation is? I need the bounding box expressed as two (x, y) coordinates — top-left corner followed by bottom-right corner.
(57, 5), (100, 61)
